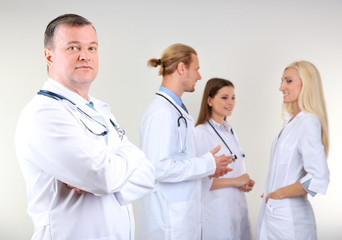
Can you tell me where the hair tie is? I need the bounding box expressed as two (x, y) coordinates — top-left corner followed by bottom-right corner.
(157, 59), (161, 65)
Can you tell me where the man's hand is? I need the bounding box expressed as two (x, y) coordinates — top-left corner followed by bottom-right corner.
(209, 145), (233, 178)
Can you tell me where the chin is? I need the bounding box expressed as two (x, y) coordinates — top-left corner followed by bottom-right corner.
(185, 88), (195, 93)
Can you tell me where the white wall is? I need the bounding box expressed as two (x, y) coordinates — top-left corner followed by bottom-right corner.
(1, 0), (341, 239)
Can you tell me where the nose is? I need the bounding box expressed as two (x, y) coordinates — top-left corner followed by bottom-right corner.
(279, 82), (285, 92)
(79, 50), (90, 61)
(198, 72), (202, 80)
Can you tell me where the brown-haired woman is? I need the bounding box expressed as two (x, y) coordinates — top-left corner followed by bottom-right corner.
(195, 77), (254, 240)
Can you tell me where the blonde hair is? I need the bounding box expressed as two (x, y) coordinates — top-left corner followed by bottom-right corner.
(147, 43), (197, 76)
(282, 61), (329, 156)
(196, 78), (234, 126)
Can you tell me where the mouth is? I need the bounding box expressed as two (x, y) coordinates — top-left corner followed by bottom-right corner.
(76, 65), (93, 70)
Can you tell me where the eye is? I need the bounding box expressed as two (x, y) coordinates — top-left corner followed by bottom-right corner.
(89, 46), (97, 52)
(286, 79), (293, 83)
(222, 97), (228, 100)
(67, 46), (79, 51)
(232, 97), (236, 100)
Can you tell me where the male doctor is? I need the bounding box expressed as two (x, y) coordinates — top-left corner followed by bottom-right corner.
(138, 43), (232, 240)
(15, 14), (155, 240)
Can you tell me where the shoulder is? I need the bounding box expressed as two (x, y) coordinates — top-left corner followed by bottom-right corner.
(22, 95), (74, 117)
(296, 112), (322, 139)
(144, 95), (175, 118)
(141, 97), (175, 127)
(298, 112), (321, 128)
(195, 122), (210, 134)
(195, 122), (208, 130)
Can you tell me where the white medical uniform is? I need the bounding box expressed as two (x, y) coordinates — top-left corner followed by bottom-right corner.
(257, 112), (330, 240)
(195, 119), (252, 240)
(15, 79), (155, 240)
(138, 91), (216, 240)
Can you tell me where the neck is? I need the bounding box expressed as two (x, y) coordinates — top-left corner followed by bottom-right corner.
(161, 74), (184, 98)
(52, 77), (90, 101)
(291, 102), (301, 120)
(211, 113), (225, 125)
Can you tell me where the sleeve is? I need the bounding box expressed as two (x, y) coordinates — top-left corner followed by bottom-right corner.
(113, 141), (155, 205)
(140, 110), (215, 183)
(298, 116), (330, 195)
(19, 100), (154, 197)
(194, 125), (214, 191)
(300, 179), (317, 197)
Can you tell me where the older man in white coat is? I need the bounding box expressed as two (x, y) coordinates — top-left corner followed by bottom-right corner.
(15, 14), (155, 240)
(138, 44), (232, 240)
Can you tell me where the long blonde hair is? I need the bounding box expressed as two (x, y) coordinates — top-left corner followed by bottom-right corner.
(147, 43), (197, 76)
(282, 61), (329, 156)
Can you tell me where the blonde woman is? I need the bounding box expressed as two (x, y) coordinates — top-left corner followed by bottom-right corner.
(257, 61), (330, 240)
(195, 78), (254, 240)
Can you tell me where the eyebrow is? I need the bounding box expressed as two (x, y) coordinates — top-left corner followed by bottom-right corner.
(67, 41), (98, 45)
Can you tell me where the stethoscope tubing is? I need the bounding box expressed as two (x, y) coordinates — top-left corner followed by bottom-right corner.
(208, 120), (245, 161)
(37, 90), (125, 139)
(156, 93), (188, 153)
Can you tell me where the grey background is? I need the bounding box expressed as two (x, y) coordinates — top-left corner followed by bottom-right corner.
(1, 0), (341, 239)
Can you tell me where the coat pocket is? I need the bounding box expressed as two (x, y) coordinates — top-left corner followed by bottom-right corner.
(264, 199), (295, 239)
(169, 200), (200, 240)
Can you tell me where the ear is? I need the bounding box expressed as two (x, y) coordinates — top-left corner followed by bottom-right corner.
(44, 48), (54, 69)
(207, 96), (213, 107)
(176, 61), (186, 76)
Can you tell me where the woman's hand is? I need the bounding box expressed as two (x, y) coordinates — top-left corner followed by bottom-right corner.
(265, 182), (307, 203)
(265, 189), (284, 203)
(66, 184), (85, 194)
(239, 177), (255, 192)
(234, 174), (250, 187)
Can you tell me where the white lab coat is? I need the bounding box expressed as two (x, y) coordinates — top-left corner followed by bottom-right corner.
(15, 79), (155, 240)
(257, 112), (330, 240)
(195, 119), (252, 240)
(138, 91), (216, 240)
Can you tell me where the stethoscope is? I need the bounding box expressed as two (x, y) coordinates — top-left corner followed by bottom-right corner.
(37, 90), (125, 140)
(208, 120), (245, 161)
(156, 93), (187, 153)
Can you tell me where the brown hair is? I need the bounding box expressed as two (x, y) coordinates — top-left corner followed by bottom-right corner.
(44, 13), (94, 49)
(196, 78), (234, 126)
(147, 43), (197, 76)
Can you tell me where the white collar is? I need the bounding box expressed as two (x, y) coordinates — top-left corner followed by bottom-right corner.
(43, 78), (110, 114)
(209, 118), (232, 132)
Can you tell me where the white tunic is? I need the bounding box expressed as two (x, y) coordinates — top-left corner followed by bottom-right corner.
(195, 119), (252, 240)
(15, 79), (155, 240)
(257, 112), (330, 240)
(138, 91), (216, 240)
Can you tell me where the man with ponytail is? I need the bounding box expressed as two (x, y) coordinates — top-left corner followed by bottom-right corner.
(138, 43), (232, 240)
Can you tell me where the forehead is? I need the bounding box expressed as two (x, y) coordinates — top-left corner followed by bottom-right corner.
(217, 86), (235, 95)
(54, 24), (98, 45)
(283, 67), (299, 78)
(190, 53), (199, 67)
